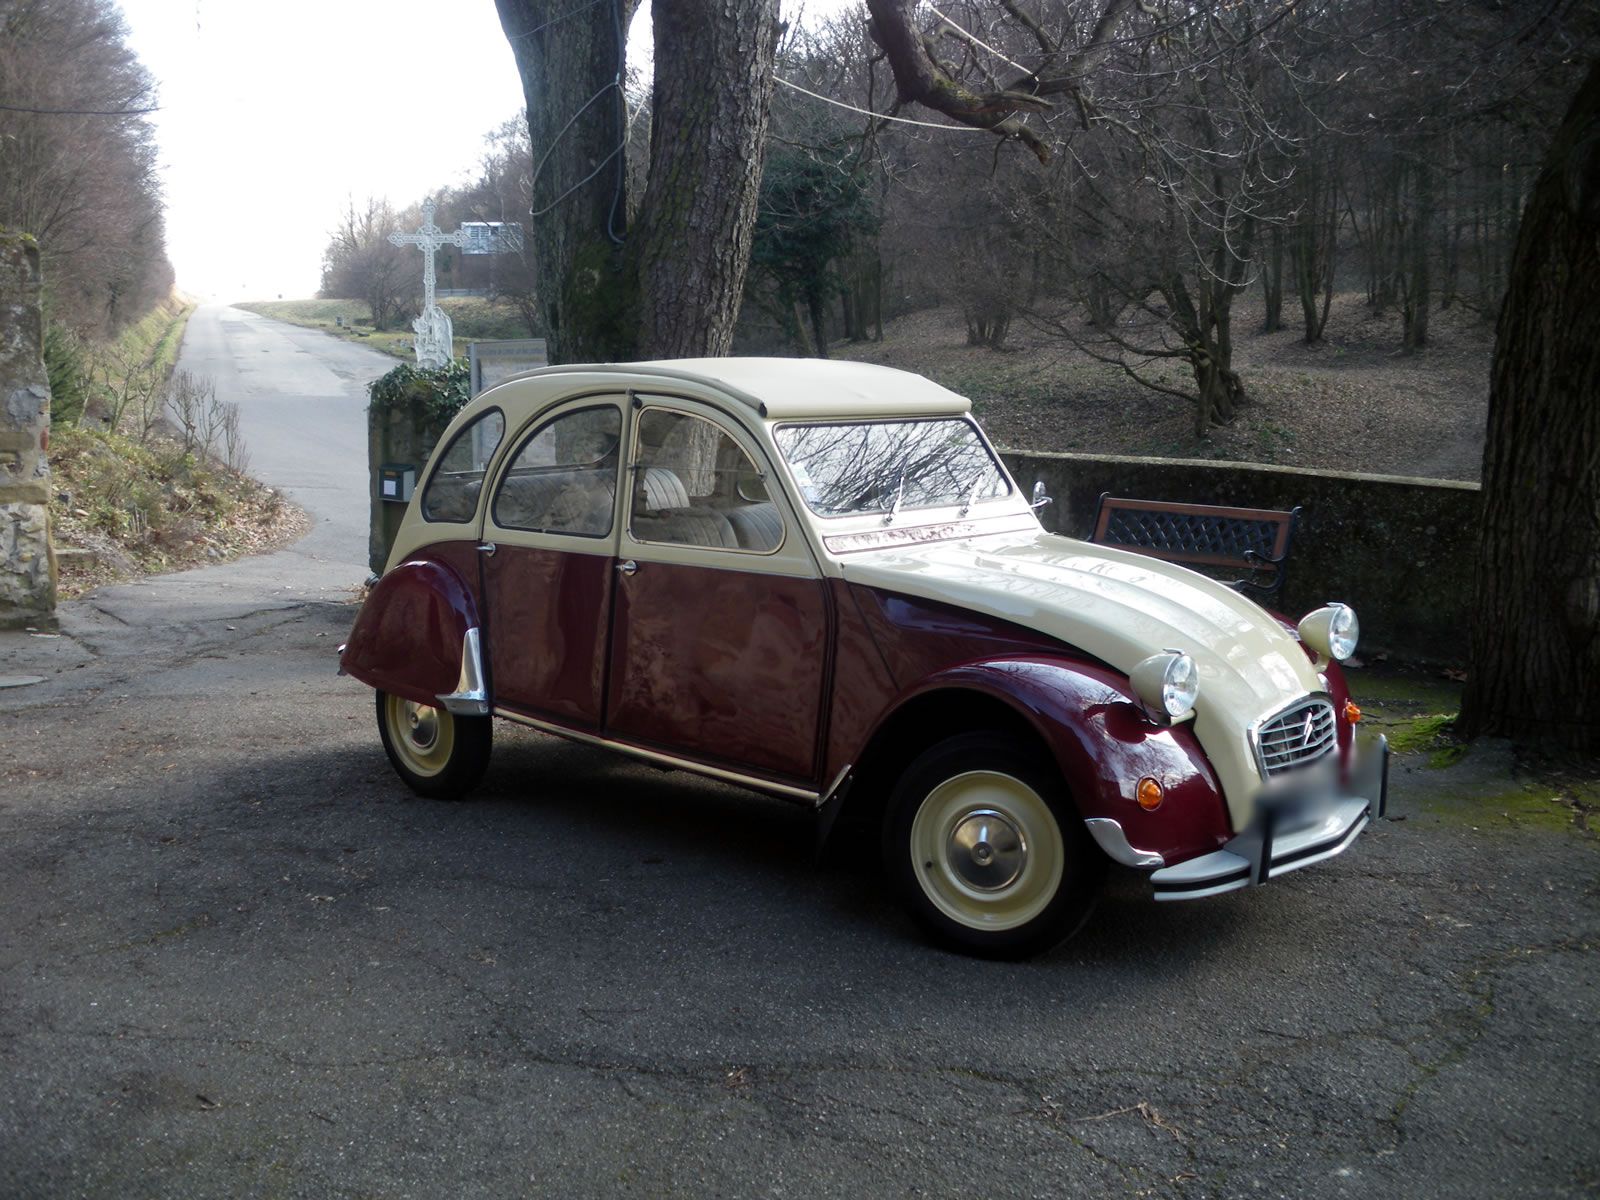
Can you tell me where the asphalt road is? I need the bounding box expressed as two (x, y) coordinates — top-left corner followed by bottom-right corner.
(1, 313), (1597, 1198)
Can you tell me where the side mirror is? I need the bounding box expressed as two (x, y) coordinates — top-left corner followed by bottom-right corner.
(1031, 480), (1053, 510)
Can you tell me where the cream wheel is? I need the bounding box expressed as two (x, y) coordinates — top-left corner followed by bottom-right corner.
(886, 732), (1103, 958)
(908, 771), (1065, 933)
(375, 690), (492, 799)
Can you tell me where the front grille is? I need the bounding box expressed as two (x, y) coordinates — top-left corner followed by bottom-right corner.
(1254, 697), (1337, 777)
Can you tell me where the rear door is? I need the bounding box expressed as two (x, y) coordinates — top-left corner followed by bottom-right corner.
(479, 398), (624, 729)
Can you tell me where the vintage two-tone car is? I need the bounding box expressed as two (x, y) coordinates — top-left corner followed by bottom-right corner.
(341, 358), (1388, 957)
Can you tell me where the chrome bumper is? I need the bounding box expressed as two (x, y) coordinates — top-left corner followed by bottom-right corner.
(1149, 734), (1389, 902)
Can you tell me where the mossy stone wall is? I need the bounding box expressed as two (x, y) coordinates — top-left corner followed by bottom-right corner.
(0, 231), (56, 629)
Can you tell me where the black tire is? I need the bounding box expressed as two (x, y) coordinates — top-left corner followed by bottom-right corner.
(375, 690), (492, 800)
(884, 731), (1104, 959)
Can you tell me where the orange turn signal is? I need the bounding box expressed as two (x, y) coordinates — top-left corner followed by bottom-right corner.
(1136, 776), (1164, 812)
(1344, 699), (1363, 724)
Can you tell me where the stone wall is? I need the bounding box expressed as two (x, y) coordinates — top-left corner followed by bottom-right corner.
(0, 232), (55, 630)
(1000, 449), (1481, 664)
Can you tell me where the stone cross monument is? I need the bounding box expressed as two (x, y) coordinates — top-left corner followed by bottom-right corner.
(388, 198), (466, 369)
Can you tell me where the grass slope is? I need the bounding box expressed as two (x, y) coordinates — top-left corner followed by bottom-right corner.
(49, 295), (307, 597)
(236, 297), (532, 362)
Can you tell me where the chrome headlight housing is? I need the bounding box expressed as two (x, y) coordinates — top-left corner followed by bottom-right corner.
(1130, 650), (1200, 723)
(1299, 602), (1359, 662)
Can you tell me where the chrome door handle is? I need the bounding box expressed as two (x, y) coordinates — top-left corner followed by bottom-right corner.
(616, 559), (638, 576)
(476, 542), (496, 556)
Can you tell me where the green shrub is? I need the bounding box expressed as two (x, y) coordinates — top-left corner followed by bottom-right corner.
(43, 322), (91, 425)
(368, 360), (471, 443)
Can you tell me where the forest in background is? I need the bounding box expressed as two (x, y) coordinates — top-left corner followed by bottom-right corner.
(0, 0), (290, 594)
(320, 1), (1595, 441)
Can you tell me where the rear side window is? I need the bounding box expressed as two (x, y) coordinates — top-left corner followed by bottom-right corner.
(422, 409), (505, 523)
(492, 406), (621, 537)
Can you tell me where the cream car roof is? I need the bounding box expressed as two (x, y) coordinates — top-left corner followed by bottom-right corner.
(496, 358), (972, 421)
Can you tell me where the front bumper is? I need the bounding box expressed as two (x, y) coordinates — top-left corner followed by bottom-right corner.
(1149, 733), (1389, 902)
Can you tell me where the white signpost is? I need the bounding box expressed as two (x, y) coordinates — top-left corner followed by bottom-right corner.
(388, 198), (466, 369)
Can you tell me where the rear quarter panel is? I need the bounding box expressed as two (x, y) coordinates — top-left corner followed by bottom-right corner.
(342, 547), (481, 706)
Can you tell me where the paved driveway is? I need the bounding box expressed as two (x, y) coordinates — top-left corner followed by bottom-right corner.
(0, 314), (1595, 1197)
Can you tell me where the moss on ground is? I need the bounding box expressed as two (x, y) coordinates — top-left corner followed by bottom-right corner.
(1408, 782), (1580, 836)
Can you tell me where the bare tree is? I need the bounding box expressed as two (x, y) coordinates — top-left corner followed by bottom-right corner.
(0, 0), (173, 336)
(318, 198), (412, 330)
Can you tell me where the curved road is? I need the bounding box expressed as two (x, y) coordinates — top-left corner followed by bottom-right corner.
(175, 303), (385, 587)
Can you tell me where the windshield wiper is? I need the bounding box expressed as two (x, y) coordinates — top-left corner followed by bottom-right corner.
(881, 470), (906, 526)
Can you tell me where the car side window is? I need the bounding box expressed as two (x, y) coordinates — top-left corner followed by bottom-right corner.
(421, 409), (505, 523)
(492, 406), (621, 537)
(629, 409), (783, 553)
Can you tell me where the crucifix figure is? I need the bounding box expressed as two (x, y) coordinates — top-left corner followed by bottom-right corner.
(388, 198), (466, 369)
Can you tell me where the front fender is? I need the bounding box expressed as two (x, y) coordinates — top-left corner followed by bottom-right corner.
(341, 559), (481, 708)
(897, 658), (1233, 867)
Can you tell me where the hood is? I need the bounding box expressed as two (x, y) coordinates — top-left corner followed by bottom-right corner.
(840, 529), (1325, 828)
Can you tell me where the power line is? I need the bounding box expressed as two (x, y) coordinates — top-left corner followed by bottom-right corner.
(775, 77), (986, 132)
(0, 101), (159, 116)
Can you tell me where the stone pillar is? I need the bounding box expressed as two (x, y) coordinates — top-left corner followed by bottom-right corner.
(369, 401), (448, 576)
(0, 232), (56, 630)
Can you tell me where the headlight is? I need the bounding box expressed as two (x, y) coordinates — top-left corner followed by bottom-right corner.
(1299, 603), (1360, 662)
(1130, 650), (1200, 722)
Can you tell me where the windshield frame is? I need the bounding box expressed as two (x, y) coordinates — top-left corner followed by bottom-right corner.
(772, 414), (1014, 522)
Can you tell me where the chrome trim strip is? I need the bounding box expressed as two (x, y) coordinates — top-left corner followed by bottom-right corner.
(494, 707), (822, 805)
(1150, 797), (1369, 902)
(819, 763), (853, 806)
(436, 627), (489, 716)
(1083, 818), (1166, 869)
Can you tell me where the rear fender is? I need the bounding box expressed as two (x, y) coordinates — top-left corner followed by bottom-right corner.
(886, 658), (1232, 866)
(341, 560), (485, 712)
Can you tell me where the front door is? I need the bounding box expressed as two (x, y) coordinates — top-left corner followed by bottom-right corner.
(604, 400), (831, 783)
(480, 400), (624, 729)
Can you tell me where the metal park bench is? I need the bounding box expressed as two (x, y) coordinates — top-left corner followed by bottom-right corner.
(1087, 492), (1301, 600)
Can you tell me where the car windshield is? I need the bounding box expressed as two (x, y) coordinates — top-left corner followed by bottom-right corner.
(774, 418), (1011, 519)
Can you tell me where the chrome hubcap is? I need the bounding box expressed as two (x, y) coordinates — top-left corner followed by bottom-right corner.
(404, 702), (440, 752)
(908, 769), (1065, 933)
(385, 694), (453, 777)
(948, 809), (1025, 890)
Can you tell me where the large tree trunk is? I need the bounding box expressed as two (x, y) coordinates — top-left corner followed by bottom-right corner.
(630, 0), (779, 357)
(494, 0), (636, 363)
(1459, 61), (1600, 754)
(497, 0), (776, 362)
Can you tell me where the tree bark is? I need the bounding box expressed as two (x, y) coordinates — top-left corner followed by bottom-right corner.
(497, 0), (777, 362)
(1260, 223), (1283, 334)
(1402, 154), (1434, 352)
(494, 0), (636, 363)
(630, 0), (779, 358)
(1459, 60), (1600, 755)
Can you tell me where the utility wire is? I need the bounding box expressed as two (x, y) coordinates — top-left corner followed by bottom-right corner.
(0, 101), (159, 115)
(505, 0), (610, 43)
(775, 77), (986, 131)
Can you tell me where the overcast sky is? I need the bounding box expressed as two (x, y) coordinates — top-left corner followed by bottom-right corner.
(116, 0), (638, 302)
(117, 1), (853, 304)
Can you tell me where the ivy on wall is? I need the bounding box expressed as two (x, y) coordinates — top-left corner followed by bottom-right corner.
(367, 360), (471, 443)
